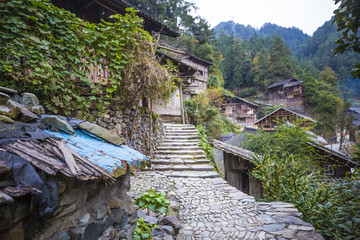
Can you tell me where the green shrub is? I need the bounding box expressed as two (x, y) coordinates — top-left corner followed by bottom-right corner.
(185, 87), (239, 138)
(0, 0), (175, 116)
(133, 189), (170, 214)
(132, 217), (155, 240)
(244, 121), (360, 239)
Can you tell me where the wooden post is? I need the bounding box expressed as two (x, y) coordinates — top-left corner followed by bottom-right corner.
(130, 96), (141, 142)
(179, 83), (185, 124)
(149, 98), (153, 158)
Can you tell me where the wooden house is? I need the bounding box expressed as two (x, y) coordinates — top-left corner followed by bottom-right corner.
(212, 139), (263, 199)
(212, 132), (357, 199)
(253, 107), (316, 130)
(308, 142), (357, 179)
(51, 0), (179, 84)
(267, 78), (305, 113)
(223, 95), (258, 126)
(153, 48), (213, 123)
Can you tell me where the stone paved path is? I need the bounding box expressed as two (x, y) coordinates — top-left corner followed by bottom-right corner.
(130, 124), (323, 240)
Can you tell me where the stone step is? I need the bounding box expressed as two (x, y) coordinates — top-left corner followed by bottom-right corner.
(156, 146), (203, 151)
(153, 154), (207, 160)
(165, 171), (220, 178)
(165, 136), (200, 140)
(151, 159), (211, 165)
(164, 124), (194, 127)
(153, 150), (205, 155)
(161, 139), (200, 143)
(159, 143), (201, 148)
(150, 164), (213, 171)
(165, 132), (200, 136)
(165, 130), (199, 134)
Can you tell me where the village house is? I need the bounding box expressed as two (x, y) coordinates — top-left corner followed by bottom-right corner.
(223, 95), (258, 126)
(253, 107), (316, 130)
(267, 78), (305, 113)
(153, 48), (213, 123)
(212, 129), (357, 200)
(51, 0), (179, 85)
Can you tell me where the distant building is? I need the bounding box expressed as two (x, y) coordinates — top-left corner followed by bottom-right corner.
(267, 78), (304, 113)
(223, 95), (258, 126)
(253, 107), (316, 130)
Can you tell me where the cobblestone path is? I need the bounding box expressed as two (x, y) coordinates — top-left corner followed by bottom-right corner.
(130, 124), (323, 240)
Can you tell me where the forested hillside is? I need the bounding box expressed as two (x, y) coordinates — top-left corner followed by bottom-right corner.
(214, 18), (360, 104)
(297, 19), (360, 101)
(214, 21), (309, 53)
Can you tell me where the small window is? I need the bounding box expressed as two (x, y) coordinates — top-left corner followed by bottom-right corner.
(199, 71), (203, 76)
(324, 165), (334, 175)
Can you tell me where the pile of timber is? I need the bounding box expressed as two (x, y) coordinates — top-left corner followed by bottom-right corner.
(0, 139), (115, 182)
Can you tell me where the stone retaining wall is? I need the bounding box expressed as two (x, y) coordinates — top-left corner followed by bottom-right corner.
(0, 173), (137, 240)
(90, 107), (165, 156)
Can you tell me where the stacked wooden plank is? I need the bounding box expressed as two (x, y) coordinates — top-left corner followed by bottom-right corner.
(0, 139), (116, 182)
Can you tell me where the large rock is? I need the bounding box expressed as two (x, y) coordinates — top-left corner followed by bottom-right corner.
(0, 115), (14, 124)
(0, 105), (19, 119)
(19, 107), (39, 122)
(31, 105), (45, 115)
(5, 100), (38, 122)
(42, 116), (74, 135)
(0, 92), (10, 104)
(78, 122), (125, 146)
(159, 216), (182, 234)
(21, 92), (40, 109)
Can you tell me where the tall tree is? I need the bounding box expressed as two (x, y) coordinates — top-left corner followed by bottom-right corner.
(266, 36), (293, 86)
(333, 0), (360, 78)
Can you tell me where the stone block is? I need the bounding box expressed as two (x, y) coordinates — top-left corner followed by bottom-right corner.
(31, 105), (45, 115)
(78, 121), (125, 146)
(96, 205), (108, 220)
(83, 222), (102, 240)
(19, 107), (39, 122)
(21, 92), (40, 108)
(42, 116), (74, 135)
(0, 115), (14, 124)
(0, 104), (19, 119)
(0, 92), (10, 104)
(78, 213), (91, 227)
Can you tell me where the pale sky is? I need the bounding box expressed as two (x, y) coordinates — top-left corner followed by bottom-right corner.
(190, 0), (338, 36)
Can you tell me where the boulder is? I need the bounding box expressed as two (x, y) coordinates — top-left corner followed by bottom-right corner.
(78, 122), (125, 146)
(0, 115), (14, 124)
(19, 107), (39, 122)
(31, 105), (45, 115)
(21, 92), (40, 109)
(6, 100), (39, 122)
(42, 116), (74, 135)
(0, 104), (19, 119)
(143, 216), (158, 225)
(159, 216), (182, 234)
(0, 92), (10, 104)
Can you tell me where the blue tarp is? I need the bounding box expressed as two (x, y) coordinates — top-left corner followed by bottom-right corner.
(46, 130), (149, 174)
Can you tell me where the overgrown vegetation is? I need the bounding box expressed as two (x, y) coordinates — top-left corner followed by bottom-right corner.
(243, 122), (360, 239)
(185, 87), (239, 139)
(196, 125), (220, 174)
(133, 189), (170, 214)
(0, 0), (176, 116)
(132, 217), (155, 240)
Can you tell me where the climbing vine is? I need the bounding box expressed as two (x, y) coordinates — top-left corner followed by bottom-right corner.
(0, 0), (176, 116)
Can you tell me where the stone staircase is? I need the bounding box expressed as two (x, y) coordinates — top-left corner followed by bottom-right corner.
(131, 123), (324, 239)
(149, 123), (218, 178)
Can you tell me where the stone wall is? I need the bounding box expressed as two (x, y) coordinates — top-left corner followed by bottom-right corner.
(0, 173), (137, 240)
(90, 107), (165, 156)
